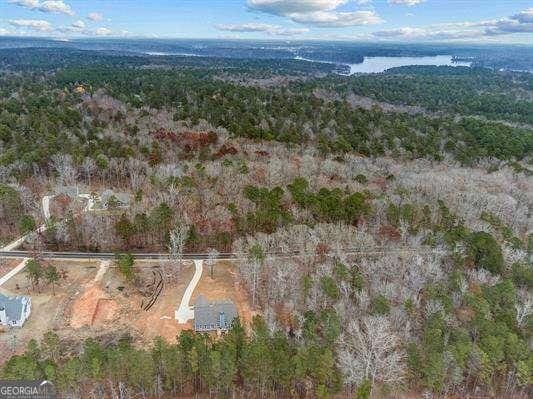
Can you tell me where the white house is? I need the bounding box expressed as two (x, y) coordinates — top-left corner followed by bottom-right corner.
(0, 293), (31, 327)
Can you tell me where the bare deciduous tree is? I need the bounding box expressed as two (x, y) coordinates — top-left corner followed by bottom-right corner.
(82, 157), (96, 187)
(168, 223), (188, 281)
(206, 248), (219, 279)
(515, 288), (532, 328)
(51, 154), (78, 186)
(338, 316), (406, 390)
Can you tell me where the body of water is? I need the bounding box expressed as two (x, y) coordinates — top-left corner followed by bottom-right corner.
(348, 55), (472, 74)
(145, 51), (200, 57)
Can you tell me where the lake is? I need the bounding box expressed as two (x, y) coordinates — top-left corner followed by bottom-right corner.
(348, 55), (472, 74)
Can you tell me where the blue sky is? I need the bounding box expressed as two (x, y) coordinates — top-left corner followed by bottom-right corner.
(1, 0), (532, 43)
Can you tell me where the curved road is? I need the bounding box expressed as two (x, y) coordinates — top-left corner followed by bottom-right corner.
(175, 259), (203, 324)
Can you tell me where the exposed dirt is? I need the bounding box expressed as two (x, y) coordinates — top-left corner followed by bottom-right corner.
(0, 259), (255, 363)
(0, 260), (97, 360)
(70, 284), (119, 329)
(132, 261), (195, 343)
(92, 299), (120, 326)
(192, 260), (257, 328)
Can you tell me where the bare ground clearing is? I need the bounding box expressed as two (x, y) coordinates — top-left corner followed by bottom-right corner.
(0, 260), (97, 359)
(192, 260), (256, 329)
(0, 259), (255, 363)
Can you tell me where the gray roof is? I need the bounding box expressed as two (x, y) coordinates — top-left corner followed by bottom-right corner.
(193, 295), (237, 332)
(0, 292), (28, 323)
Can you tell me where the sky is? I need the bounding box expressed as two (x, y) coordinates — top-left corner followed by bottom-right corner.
(1, 0), (532, 43)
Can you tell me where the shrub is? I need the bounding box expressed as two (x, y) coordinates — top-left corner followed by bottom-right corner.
(356, 379), (372, 399)
(18, 214), (36, 234)
(354, 174), (368, 184)
(511, 262), (533, 288)
(115, 253), (135, 282)
(320, 276), (340, 301)
(370, 295), (391, 315)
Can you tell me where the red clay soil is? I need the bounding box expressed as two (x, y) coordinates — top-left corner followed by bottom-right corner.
(70, 285), (119, 329)
(91, 299), (120, 326)
(132, 264), (196, 343)
(133, 286), (193, 343)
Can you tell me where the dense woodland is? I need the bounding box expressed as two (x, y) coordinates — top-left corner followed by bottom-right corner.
(314, 66), (533, 124)
(0, 47), (531, 398)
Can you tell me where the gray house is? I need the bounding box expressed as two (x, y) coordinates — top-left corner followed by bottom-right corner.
(0, 293), (31, 327)
(193, 295), (237, 332)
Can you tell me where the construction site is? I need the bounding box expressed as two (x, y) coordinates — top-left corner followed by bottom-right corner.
(0, 257), (254, 361)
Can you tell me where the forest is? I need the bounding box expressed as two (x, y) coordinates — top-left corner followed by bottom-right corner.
(0, 47), (531, 398)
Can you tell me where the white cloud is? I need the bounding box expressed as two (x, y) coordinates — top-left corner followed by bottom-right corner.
(9, 0), (74, 16)
(483, 8), (533, 35)
(39, 1), (74, 16)
(9, 18), (52, 31)
(56, 25), (116, 37)
(373, 26), (478, 40)
(372, 8), (533, 41)
(87, 12), (103, 22)
(247, 0), (348, 15)
(0, 28), (12, 36)
(71, 20), (85, 29)
(388, 0), (425, 5)
(512, 8), (533, 24)
(216, 22), (308, 36)
(290, 10), (382, 27)
(8, 0), (39, 8)
(247, 0), (383, 27)
(6, 1), (125, 37)
(94, 27), (112, 36)
(484, 19), (533, 35)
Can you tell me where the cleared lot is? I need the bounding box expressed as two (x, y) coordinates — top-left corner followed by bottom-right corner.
(0, 258), (253, 362)
(191, 260), (256, 328)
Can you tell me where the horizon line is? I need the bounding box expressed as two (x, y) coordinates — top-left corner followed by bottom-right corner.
(1, 35), (533, 47)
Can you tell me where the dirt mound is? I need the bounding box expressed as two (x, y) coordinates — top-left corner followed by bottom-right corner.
(92, 299), (119, 326)
(70, 285), (118, 329)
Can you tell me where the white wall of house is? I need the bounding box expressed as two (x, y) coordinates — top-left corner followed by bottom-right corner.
(0, 307), (6, 326)
(0, 296), (31, 327)
(19, 297), (31, 326)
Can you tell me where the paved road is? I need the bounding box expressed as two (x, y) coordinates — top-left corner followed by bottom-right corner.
(0, 250), (239, 260)
(0, 247), (447, 261)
